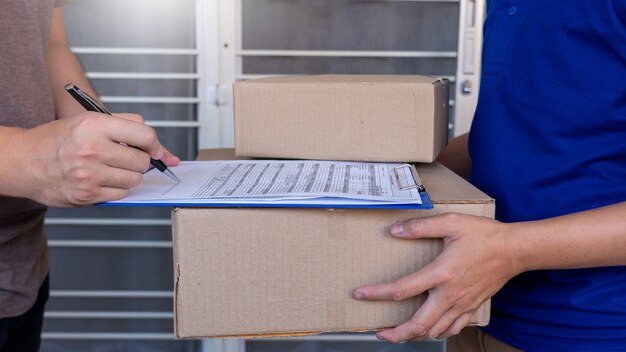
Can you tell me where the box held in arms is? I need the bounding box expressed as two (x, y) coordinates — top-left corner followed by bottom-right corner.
(172, 149), (493, 338)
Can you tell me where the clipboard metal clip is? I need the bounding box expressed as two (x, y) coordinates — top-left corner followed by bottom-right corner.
(393, 164), (426, 193)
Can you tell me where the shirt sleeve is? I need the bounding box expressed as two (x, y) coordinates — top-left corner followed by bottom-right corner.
(54, 0), (68, 7)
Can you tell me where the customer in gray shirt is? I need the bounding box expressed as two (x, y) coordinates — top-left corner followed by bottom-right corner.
(0, 2), (178, 350)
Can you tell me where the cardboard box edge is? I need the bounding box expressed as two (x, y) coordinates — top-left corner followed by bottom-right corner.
(172, 208), (183, 339)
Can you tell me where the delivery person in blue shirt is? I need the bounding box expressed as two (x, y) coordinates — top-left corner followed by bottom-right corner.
(354, 1), (626, 351)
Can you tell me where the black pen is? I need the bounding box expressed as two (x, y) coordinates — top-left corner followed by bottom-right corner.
(65, 83), (180, 183)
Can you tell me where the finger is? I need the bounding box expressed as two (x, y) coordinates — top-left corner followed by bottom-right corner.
(96, 167), (144, 190)
(68, 186), (129, 206)
(113, 113), (145, 124)
(354, 266), (438, 301)
(102, 117), (165, 160)
(102, 142), (151, 173)
(376, 292), (450, 343)
(390, 213), (477, 239)
(92, 187), (130, 203)
(161, 147), (180, 167)
(425, 307), (469, 339)
(437, 312), (472, 339)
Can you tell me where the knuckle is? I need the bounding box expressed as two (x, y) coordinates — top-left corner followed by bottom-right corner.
(435, 267), (455, 284)
(72, 189), (97, 204)
(442, 212), (460, 224)
(410, 323), (426, 337)
(391, 284), (407, 301)
(129, 113), (144, 123)
(75, 145), (99, 159)
(70, 168), (94, 183)
(139, 155), (151, 171)
(77, 113), (100, 129)
(129, 173), (143, 188)
(144, 128), (158, 145)
(406, 219), (423, 234)
(130, 151), (151, 172)
(441, 213), (463, 232)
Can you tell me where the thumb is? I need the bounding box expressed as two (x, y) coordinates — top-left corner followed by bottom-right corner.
(390, 213), (467, 239)
(161, 147), (180, 167)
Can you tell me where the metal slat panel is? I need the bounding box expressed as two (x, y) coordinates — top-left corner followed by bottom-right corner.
(45, 311), (173, 319)
(47, 240), (172, 248)
(72, 47), (199, 55)
(86, 72), (200, 79)
(45, 218), (171, 226)
(42, 332), (175, 340)
(99, 96), (200, 104)
(50, 290), (171, 298)
(237, 49), (457, 58)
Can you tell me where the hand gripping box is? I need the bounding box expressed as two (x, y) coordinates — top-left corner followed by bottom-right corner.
(234, 75), (449, 163)
(172, 149), (492, 338)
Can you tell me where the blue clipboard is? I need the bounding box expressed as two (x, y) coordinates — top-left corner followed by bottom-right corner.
(99, 191), (433, 210)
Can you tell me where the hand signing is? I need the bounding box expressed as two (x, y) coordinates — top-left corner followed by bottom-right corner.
(18, 111), (179, 207)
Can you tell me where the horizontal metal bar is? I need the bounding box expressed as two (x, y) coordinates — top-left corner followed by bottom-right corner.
(72, 47), (199, 55)
(238, 74), (455, 82)
(147, 120), (202, 128)
(45, 218), (171, 226)
(86, 72), (200, 80)
(237, 49), (457, 58)
(236, 74), (293, 80)
(44, 311), (173, 319)
(50, 290), (171, 298)
(100, 96), (200, 104)
(48, 240), (172, 248)
(42, 332), (175, 340)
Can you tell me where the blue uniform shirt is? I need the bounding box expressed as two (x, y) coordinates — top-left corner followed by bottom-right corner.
(468, 1), (626, 351)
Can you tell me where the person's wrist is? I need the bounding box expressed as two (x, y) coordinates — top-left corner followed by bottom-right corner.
(0, 127), (32, 198)
(14, 126), (49, 202)
(504, 222), (534, 275)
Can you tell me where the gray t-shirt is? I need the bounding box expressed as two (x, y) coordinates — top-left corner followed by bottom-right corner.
(0, 0), (63, 318)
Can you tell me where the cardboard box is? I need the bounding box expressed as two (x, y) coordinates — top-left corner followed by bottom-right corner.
(234, 75), (449, 163)
(172, 149), (493, 338)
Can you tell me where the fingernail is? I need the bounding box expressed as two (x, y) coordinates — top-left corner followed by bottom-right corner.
(390, 222), (404, 235)
(354, 291), (365, 300)
(376, 333), (386, 341)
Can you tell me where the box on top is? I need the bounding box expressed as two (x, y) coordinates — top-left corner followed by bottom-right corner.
(234, 74), (449, 163)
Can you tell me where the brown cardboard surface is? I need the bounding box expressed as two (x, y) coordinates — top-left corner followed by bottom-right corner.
(234, 75), (449, 163)
(172, 149), (493, 338)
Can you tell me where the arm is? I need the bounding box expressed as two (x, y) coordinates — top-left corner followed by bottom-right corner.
(47, 7), (97, 118)
(436, 133), (471, 179)
(0, 8), (179, 207)
(354, 202), (626, 342)
(45, 8), (179, 165)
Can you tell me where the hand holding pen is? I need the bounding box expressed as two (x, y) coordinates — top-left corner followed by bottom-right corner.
(10, 90), (180, 207)
(65, 83), (180, 182)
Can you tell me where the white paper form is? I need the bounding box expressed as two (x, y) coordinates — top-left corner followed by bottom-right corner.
(107, 160), (425, 207)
